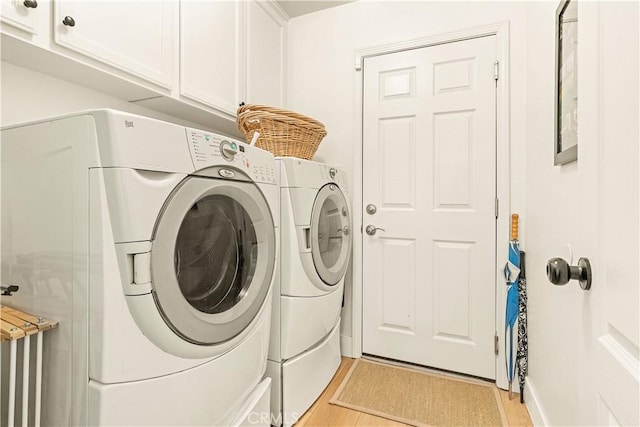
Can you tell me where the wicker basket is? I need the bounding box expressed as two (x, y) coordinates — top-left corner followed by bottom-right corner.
(236, 104), (327, 160)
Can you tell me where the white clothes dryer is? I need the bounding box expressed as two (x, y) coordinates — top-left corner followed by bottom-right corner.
(1, 110), (278, 426)
(267, 157), (352, 427)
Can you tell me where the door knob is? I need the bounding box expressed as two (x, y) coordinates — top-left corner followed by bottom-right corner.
(62, 16), (76, 27)
(23, 0), (38, 8)
(366, 204), (377, 215)
(365, 224), (385, 236)
(546, 257), (592, 290)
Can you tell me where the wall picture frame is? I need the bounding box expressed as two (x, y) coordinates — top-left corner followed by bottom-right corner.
(554, 0), (578, 165)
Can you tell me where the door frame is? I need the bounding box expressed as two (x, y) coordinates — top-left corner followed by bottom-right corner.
(350, 21), (511, 389)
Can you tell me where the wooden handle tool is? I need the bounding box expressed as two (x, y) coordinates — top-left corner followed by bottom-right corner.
(511, 213), (519, 241)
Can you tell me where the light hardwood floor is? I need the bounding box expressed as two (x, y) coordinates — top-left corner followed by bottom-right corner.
(296, 357), (533, 427)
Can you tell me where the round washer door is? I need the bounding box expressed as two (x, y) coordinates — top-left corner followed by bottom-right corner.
(310, 183), (352, 286)
(151, 176), (275, 345)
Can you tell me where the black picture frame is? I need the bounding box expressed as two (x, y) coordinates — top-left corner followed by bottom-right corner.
(554, 0), (578, 165)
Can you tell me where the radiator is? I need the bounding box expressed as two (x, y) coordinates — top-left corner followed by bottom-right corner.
(1, 305), (58, 427)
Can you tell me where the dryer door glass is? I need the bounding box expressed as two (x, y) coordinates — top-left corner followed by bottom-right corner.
(151, 176), (275, 345)
(174, 195), (257, 315)
(317, 197), (343, 268)
(311, 183), (352, 285)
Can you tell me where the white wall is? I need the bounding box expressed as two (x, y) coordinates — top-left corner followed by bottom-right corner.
(286, 0), (529, 384)
(0, 61), (207, 129)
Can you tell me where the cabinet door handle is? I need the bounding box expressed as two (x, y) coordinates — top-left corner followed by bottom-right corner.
(23, 0), (38, 8)
(62, 16), (76, 27)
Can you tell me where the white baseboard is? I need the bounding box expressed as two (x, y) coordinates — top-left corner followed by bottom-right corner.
(340, 334), (353, 358)
(524, 378), (550, 426)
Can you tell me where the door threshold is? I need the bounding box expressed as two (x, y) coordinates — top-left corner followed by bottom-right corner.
(362, 354), (495, 385)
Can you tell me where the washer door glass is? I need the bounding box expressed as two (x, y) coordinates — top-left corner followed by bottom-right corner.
(152, 176), (275, 345)
(310, 183), (352, 285)
(175, 195), (256, 315)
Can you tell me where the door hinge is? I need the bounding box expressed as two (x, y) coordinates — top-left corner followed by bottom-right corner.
(495, 198), (499, 219)
(494, 61), (499, 81)
(494, 334), (499, 355)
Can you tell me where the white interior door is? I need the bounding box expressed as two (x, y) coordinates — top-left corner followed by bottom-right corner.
(362, 36), (497, 379)
(593, 2), (639, 423)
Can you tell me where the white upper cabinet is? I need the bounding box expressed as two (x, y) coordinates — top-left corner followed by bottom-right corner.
(1, 0), (45, 37)
(180, 0), (286, 115)
(245, 1), (286, 108)
(1, 0), (286, 128)
(52, 0), (176, 89)
(180, 1), (244, 117)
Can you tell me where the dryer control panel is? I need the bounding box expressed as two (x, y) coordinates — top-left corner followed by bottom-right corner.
(319, 163), (348, 192)
(185, 129), (278, 185)
(278, 157), (348, 192)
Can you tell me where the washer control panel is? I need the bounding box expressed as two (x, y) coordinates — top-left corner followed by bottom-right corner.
(186, 129), (277, 184)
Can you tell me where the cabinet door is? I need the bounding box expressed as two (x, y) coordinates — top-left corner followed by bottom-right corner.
(53, 1), (175, 89)
(246, 1), (286, 108)
(1, 0), (43, 36)
(180, 1), (243, 116)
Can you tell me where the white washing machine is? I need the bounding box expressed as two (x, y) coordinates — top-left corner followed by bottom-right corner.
(1, 110), (279, 426)
(267, 157), (352, 427)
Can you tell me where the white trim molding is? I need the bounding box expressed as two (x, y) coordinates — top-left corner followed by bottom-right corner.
(525, 378), (550, 426)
